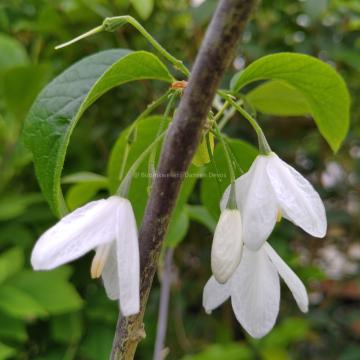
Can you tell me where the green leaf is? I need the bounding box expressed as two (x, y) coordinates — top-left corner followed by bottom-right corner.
(80, 324), (113, 360)
(0, 285), (47, 319)
(109, 115), (198, 246)
(51, 312), (83, 344)
(62, 172), (109, 210)
(181, 343), (252, 360)
(246, 80), (310, 116)
(193, 132), (214, 167)
(2, 64), (52, 121)
(232, 53), (350, 152)
(131, 0), (154, 20)
(108, 115), (165, 222)
(0, 342), (16, 360)
(0, 34), (28, 71)
(62, 172), (108, 185)
(165, 209), (189, 248)
(0, 193), (44, 221)
(0, 312), (27, 342)
(0, 247), (24, 284)
(10, 267), (83, 315)
(201, 139), (258, 220)
(186, 205), (216, 232)
(23, 49), (174, 217)
(65, 182), (108, 211)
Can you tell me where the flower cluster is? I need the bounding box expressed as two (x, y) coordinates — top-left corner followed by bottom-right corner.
(30, 151), (326, 337)
(205, 152), (327, 338)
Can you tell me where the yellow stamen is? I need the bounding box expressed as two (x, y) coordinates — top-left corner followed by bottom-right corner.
(276, 209), (282, 223)
(90, 244), (111, 279)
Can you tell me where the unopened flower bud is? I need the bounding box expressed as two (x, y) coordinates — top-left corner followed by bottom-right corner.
(211, 209), (243, 283)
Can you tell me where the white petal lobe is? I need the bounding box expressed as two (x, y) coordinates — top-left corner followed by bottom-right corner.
(267, 154), (327, 238)
(101, 242), (119, 300)
(203, 276), (231, 314)
(116, 199), (140, 317)
(230, 246), (280, 338)
(31, 196), (125, 270)
(221, 156), (278, 250)
(265, 243), (309, 313)
(211, 209), (243, 283)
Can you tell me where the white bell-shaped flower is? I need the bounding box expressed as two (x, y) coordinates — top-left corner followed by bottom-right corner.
(221, 153), (327, 250)
(211, 209), (243, 283)
(203, 242), (308, 338)
(31, 195), (140, 317)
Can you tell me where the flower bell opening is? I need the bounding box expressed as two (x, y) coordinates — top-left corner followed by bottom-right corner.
(90, 243), (112, 279)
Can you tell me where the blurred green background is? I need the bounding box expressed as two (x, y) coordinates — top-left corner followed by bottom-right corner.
(0, 0), (359, 359)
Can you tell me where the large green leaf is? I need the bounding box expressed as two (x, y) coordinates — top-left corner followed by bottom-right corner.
(201, 139), (258, 220)
(232, 53), (350, 152)
(246, 80), (310, 116)
(23, 49), (174, 217)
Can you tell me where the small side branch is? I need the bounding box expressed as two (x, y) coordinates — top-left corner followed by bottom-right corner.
(111, 1), (257, 359)
(153, 248), (174, 360)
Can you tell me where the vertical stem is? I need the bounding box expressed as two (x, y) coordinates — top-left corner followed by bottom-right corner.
(153, 248), (174, 360)
(111, 1), (257, 358)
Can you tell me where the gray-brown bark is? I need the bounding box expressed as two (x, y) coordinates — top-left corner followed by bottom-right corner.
(111, 1), (257, 358)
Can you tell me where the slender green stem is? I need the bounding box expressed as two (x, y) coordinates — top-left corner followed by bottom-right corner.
(213, 123), (235, 184)
(212, 122), (238, 209)
(213, 100), (231, 123)
(55, 26), (103, 49)
(117, 131), (167, 197)
(219, 92), (272, 154)
(116, 90), (172, 184)
(148, 91), (179, 178)
(218, 102), (238, 130)
(103, 16), (189, 77)
(118, 142), (131, 183)
(55, 16), (190, 77)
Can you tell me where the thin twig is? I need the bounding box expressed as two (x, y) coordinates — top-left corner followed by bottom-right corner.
(153, 248), (174, 360)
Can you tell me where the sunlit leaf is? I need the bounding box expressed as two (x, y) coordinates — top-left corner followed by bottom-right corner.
(246, 80), (310, 116)
(232, 53), (350, 152)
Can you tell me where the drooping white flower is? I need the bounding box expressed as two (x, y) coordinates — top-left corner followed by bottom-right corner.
(31, 196), (140, 316)
(203, 242), (308, 338)
(221, 153), (327, 250)
(211, 209), (243, 283)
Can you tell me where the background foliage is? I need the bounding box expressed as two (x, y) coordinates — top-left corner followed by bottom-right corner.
(0, 0), (359, 359)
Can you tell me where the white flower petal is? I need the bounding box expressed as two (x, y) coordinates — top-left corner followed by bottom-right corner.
(203, 276), (231, 314)
(211, 209), (243, 283)
(101, 242), (119, 300)
(265, 243), (309, 313)
(31, 196), (124, 270)
(230, 245), (280, 338)
(267, 154), (327, 238)
(116, 199), (140, 316)
(222, 156), (278, 250)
